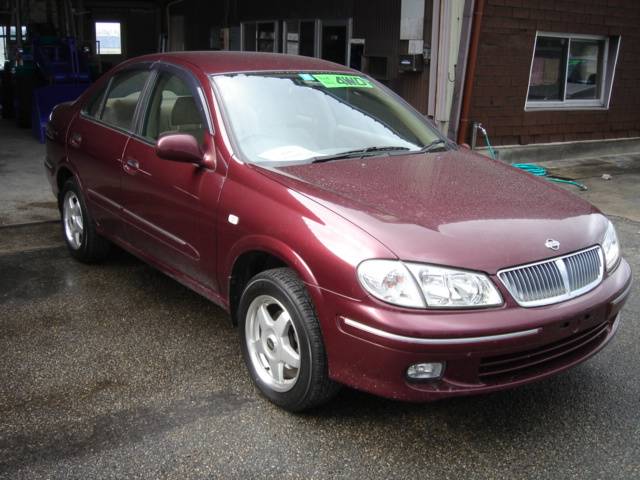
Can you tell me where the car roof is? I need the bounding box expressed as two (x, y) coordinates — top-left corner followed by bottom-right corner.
(129, 51), (355, 76)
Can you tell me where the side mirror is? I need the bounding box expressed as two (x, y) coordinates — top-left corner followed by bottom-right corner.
(156, 133), (203, 164)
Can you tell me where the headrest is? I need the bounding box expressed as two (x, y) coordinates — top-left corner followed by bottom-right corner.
(171, 96), (201, 125)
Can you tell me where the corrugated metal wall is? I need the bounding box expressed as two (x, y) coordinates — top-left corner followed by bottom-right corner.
(175, 0), (432, 113)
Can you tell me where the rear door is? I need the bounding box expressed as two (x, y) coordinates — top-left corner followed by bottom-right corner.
(119, 64), (220, 289)
(68, 67), (152, 240)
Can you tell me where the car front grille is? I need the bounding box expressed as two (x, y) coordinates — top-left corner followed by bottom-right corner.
(498, 246), (603, 307)
(479, 320), (610, 382)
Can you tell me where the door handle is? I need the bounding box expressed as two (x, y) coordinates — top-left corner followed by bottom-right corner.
(123, 157), (140, 175)
(69, 132), (82, 148)
(126, 158), (139, 170)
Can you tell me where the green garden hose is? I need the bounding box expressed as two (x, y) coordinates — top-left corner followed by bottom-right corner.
(477, 125), (587, 191)
(511, 163), (587, 190)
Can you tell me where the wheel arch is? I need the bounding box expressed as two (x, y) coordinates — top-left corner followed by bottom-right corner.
(56, 165), (76, 208)
(225, 235), (320, 325)
(55, 164), (82, 208)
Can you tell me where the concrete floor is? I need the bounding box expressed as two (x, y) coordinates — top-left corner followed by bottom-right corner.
(543, 153), (640, 223)
(0, 120), (58, 226)
(0, 121), (639, 479)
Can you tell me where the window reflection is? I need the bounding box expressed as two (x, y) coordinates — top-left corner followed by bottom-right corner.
(566, 39), (604, 100)
(213, 73), (441, 165)
(527, 37), (567, 101)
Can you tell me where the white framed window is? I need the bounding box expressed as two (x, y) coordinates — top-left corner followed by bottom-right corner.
(525, 32), (621, 111)
(1, 26), (28, 69)
(9, 26), (27, 41)
(282, 19), (320, 57)
(0, 27), (7, 68)
(95, 21), (122, 55)
(240, 21), (278, 52)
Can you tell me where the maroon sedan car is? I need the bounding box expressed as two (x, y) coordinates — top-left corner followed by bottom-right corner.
(45, 52), (632, 411)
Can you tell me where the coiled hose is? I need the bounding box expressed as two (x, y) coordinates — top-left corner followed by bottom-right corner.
(477, 125), (587, 191)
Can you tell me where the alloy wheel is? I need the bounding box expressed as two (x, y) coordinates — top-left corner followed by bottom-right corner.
(245, 294), (301, 392)
(63, 191), (84, 250)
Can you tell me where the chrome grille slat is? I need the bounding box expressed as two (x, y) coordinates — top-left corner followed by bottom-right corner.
(530, 265), (543, 300)
(508, 272), (519, 299)
(543, 262), (563, 297)
(538, 263), (555, 298)
(536, 264), (551, 297)
(576, 256), (582, 288)
(512, 271), (524, 299)
(565, 248), (599, 291)
(498, 246), (603, 307)
(582, 253), (589, 285)
(539, 263), (553, 295)
(544, 261), (562, 296)
(519, 269), (534, 301)
(578, 254), (585, 288)
(567, 256), (576, 290)
(503, 272), (518, 299)
(506, 271), (517, 299)
(536, 265), (550, 299)
(591, 249), (601, 282)
(567, 255), (578, 290)
(516, 271), (527, 299)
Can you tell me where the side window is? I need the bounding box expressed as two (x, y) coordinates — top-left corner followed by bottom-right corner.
(100, 69), (150, 131)
(82, 84), (107, 118)
(142, 71), (206, 144)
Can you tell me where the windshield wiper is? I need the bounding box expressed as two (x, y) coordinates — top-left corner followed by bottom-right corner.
(418, 139), (447, 153)
(310, 146), (411, 163)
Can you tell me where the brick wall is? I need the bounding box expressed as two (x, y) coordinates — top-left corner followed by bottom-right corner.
(468, 0), (640, 146)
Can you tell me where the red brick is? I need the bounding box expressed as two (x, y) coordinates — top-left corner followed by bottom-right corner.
(468, 0), (640, 146)
(512, 8), (530, 18)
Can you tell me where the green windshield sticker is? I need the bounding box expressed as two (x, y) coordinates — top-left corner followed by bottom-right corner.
(312, 74), (373, 89)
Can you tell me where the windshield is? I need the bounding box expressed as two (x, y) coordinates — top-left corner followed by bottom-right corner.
(211, 72), (446, 165)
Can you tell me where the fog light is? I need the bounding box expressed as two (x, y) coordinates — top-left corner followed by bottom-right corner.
(406, 362), (444, 381)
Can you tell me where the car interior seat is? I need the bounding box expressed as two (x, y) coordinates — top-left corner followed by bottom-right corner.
(169, 96), (204, 144)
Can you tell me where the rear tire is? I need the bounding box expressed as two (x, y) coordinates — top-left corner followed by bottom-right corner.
(60, 178), (110, 263)
(238, 268), (340, 412)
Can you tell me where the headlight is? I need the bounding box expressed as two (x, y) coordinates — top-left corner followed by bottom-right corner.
(602, 221), (620, 271)
(406, 263), (503, 308)
(357, 260), (425, 308)
(357, 260), (503, 308)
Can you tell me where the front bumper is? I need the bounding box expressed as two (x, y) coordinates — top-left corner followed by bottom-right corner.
(317, 258), (632, 402)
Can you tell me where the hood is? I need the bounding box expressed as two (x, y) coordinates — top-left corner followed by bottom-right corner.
(259, 150), (607, 274)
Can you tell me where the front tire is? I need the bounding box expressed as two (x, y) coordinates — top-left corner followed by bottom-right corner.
(238, 268), (340, 412)
(60, 178), (110, 263)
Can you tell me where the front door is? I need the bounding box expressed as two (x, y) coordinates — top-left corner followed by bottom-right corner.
(119, 67), (220, 289)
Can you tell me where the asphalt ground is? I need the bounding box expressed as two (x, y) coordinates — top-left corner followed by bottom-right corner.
(0, 216), (638, 479)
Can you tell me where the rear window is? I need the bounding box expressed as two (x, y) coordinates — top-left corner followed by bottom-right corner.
(99, 69), (150, 131)
(82, 85), (107, 118)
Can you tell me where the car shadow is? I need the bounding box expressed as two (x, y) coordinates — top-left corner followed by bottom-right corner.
(299, 364), (610, 435)
(106, 245), (613, 437)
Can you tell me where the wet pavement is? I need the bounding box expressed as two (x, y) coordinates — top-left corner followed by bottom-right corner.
(544, 152), (640, 223)
(0, 216), (638, 479)
(0, 121), (57, 226)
